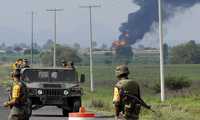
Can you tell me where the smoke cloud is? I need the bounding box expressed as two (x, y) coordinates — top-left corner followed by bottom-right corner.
(119, 0), (200, 45)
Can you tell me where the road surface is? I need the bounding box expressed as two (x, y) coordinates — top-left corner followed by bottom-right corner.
(0, 85), (113, 120)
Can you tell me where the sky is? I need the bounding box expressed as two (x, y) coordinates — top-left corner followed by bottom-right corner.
(0, 0), (200, 48)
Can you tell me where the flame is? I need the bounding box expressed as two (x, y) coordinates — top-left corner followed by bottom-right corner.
(112, 40), (128, 48)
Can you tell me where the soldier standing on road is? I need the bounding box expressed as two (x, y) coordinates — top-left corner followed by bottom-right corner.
(3, 69), (29, 120)
(11, 59), (23, 71)
(21, 59), (30, 68)
(113, 65), (150, 120)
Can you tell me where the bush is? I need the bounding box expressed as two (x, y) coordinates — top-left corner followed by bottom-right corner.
(152, 76), (192, 93)
(152, 82), (161, 93)
(165, 76), (191, 91)
(40, 45), (81, 66)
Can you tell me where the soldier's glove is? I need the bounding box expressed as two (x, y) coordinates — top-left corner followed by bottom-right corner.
(3, 101), (9, 107)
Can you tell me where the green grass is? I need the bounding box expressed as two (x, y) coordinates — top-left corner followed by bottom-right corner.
(0, 64), (10, 86)
(82, 86), (200, 120)
(78, 64), (200, 82)
(1, 64), (200, 119)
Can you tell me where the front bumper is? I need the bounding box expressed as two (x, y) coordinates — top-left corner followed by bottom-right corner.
(28, 89), (82, 105)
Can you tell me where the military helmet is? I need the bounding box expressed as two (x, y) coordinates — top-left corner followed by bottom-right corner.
(115, 64), (129, 77)
(16, 58), (23, 62)
(23, 58), (28, 62)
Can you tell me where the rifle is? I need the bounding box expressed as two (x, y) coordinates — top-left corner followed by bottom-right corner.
(121, 90), (155, 113)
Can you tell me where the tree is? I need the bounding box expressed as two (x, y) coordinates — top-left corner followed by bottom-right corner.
(73, 43), (81, 50)
(163, 43), (169, 64)
(171, 40), (200, 64)
(92, 41), (97, 48)
(100, 43), (108, 50)
(115, 45), (133, 64)
(43, 39), (54, 50)
(24, 49), (39, 55)
(41, 44), (82, 66)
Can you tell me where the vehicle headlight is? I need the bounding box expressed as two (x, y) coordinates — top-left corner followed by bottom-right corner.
(63, 90), (69, 95)
(37, 89), (43, 95)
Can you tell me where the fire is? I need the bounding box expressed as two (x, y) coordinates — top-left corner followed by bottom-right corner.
(112, 40), (128, 48)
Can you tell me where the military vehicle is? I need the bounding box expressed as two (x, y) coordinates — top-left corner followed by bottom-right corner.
(20, 68), (85, 116)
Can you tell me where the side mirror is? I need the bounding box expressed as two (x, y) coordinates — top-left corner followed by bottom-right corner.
(80, 74), (85, 83)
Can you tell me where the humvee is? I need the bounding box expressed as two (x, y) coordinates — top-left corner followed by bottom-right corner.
(21, 68), (85, 116)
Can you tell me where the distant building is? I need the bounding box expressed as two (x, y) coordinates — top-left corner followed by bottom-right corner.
(0, 50), (6, 54)
(78, 48), (114, 55)
(132, 48), (159, 55)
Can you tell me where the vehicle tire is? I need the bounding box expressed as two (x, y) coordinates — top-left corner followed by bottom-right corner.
(73, 101), (81, 112)
(62, 108), (69, 117)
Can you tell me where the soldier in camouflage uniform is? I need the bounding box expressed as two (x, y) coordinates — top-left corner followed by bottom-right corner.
(113, 65), (150, 120)
(3, 69), (28, 120)
(62, 60), (75, 70)
(21, 59), (30, 68)
(11, 59), (23, 71)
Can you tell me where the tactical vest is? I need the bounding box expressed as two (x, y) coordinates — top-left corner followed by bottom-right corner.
(115, 79), (141, 119)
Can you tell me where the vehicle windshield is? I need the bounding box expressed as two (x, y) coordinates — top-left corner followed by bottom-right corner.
(22, 69), (76, 82)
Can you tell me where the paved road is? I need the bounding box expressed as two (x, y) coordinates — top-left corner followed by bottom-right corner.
(31, 106), (69, 120)
(1, 106), (113, 120)
(0, 85), (113, 120)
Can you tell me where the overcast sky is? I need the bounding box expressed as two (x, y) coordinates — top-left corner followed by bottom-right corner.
(0, 0), (200, 48)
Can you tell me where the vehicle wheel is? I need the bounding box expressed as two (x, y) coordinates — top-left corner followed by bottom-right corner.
(73, 101), (81, 112)
(62, 108), (69, 117)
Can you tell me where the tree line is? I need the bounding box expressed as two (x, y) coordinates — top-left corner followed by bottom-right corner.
(169, 40), (200, 64)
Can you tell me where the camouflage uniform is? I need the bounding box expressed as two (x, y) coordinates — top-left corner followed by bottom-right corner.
(20, 59), (30, 69)
(11, 59), (23, 70)
(113, 65), (141, 120)
(114, 79), (141, 120)
(62, 61), (75, 70)
(4, 70), (28, 120)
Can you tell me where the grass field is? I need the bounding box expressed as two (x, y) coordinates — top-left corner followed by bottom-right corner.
(78, 64), (200, 82)
(0, 64), (200, 120)
(78, 64), (200, 120)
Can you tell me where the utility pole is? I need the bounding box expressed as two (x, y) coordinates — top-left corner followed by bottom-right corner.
(158, 0), (165, 101)
(46, 9), (64, 68)
(31, 11), (34, 66)
(80, 5), (101, 92)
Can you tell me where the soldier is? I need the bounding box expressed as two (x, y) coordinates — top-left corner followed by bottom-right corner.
(62, 60), (75, 70)
(61, 60), (67, 68)
(3, 69), (29, 120)
(113, 65), (150, 120)
(11, 59), (23, 70)
(67, 61), (75, 70)
(21, 59), (30, 68)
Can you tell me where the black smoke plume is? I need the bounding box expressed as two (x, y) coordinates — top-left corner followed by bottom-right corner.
(119, 0), (200, 45)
